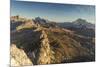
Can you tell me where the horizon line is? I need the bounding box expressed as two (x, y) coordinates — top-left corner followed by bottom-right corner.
(10, 15), (95, 24)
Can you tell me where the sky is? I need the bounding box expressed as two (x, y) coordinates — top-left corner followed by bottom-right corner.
(11, 0), (95, 23)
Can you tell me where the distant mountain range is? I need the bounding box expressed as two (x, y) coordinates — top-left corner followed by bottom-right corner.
(11, 16), (95, 38)
(57, 18), (95, 30)
(33, 17), (95, 30)
(32, 17), (95, 37)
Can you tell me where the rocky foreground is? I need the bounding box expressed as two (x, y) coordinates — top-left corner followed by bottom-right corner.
(10, 16), (95, 66)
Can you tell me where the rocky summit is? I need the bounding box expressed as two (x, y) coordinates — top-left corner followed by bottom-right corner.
(10, 16), (95, 66)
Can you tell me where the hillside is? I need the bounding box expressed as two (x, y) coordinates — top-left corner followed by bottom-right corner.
(10, 16), (95, 66)
(57, 19), (95, 37)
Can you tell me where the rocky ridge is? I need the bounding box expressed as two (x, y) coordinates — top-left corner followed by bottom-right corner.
(11, 17), (55, 66)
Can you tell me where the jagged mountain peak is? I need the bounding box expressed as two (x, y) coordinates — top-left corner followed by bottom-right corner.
(35, 17), (49, 24)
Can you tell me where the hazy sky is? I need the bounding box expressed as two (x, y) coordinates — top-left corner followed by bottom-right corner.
(11, 0), (95, 23)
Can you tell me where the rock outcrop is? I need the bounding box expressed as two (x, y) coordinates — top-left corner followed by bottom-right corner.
(10, 44), (33, 66)
(37, 30), (54, 64)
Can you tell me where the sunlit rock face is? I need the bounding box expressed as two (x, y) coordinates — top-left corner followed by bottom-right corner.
(10, 44), (33, 66)
(37, 30), (54, 64)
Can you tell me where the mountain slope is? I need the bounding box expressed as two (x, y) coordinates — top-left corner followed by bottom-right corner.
(57, 18), (95, 37)
(10, 16), (95, 66)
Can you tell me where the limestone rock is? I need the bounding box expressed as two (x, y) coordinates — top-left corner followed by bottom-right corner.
(10, 44), (33, 66)
(37, 30), (54, 64)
